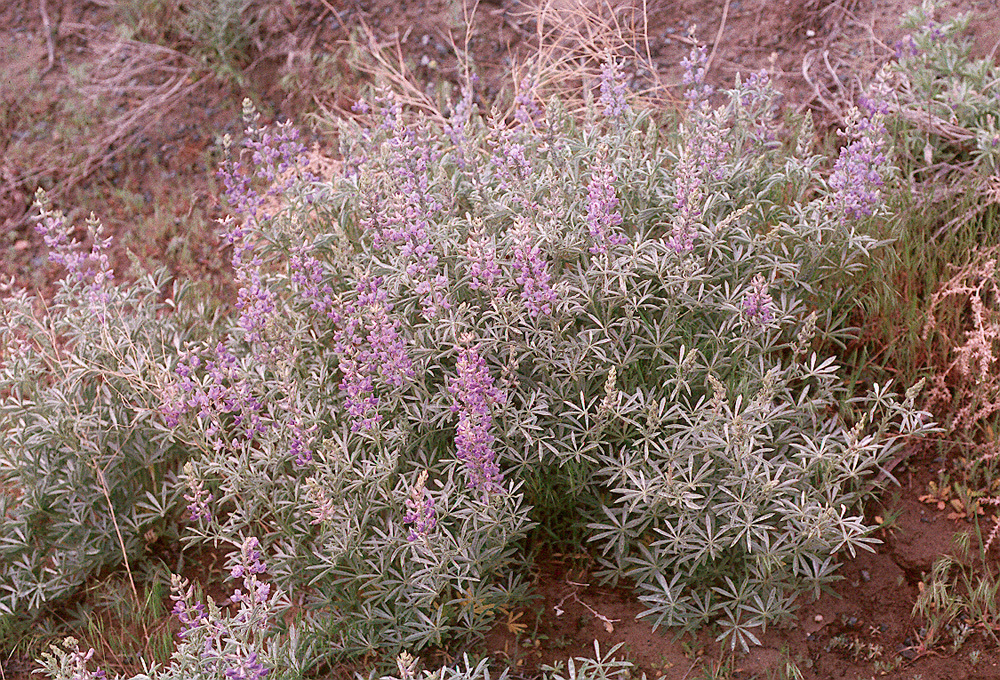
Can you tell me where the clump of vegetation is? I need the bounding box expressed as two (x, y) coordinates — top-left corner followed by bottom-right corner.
(14, 1), (1000, 677)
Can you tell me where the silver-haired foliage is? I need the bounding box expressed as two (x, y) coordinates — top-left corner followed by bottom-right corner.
(18, 34), (942, 680)
(158, 50), (932, 667)
(0, 193), (203, 619)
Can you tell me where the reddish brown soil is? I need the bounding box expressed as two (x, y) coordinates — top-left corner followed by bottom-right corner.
(3, 1), (1000, 679)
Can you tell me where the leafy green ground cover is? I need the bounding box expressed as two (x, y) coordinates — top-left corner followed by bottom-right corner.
(3, 2), (1000, 679)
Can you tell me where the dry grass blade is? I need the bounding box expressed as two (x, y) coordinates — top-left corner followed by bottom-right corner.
(799, 49), (846, 123)
(891, 107), (977, 144)
(63, 28), (202, 183)
(506, 0), (674, 114)
(6, 25), (202, 231)
(320, 17), (450, 126)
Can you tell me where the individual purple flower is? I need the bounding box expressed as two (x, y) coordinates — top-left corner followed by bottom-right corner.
(403, 470), (437, 542)
(738, 71), (771, 110)
(215, 104), (317, 357)
(735, 71), (778, 148)
(231, 536), (266, 580)
(224, 652), (269, 680)
(586, 163), (628, 254)
(448, 339), (505, 493)
(599, 56), (630, 119)
(414, 273), (451, 319)
(512, 217), (558, 317)
(742, 275), (774, 325)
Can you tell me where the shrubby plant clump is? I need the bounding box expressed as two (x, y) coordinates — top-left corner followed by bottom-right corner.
(0, 194), (198, 616)
(5, 31), (947, 680)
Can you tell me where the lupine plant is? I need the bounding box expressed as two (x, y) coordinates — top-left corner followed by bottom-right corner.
(153, 44), (933, 665)
(0, 192), (204, 621)
(890, 0), (1000, 176)
(35, 536), (292, 680)
(23, 34), (939, 680)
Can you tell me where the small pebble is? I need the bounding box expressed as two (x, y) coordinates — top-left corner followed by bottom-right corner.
(861, 569), (871, 582)
(814, 614), (823, 623)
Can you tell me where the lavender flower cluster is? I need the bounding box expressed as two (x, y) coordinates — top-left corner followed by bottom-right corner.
(33, 190), (115, 312)
(332, 275), (415, 432)
(168, 537), (275, 680)
(586, 163), (629, 255)
(448, 340), (506, 494)
(829, 80), (891, 221)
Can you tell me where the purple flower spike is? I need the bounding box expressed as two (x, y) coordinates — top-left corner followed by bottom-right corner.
(403, 470), (437, 542)
(513, 76), (544, 129)
(465, 222), (505, 295)
(183, 463), (214, 523)
(742, 275), (774, 326)
(448, 339), (506, 494)
(63, 644), (107, 680)
(170, 574), (208, 637)
(829, 105), (889, 220)
(333, 276), (415, 431)
(680, 45), (713, 109)
(512, 217), (558, 317)
(34, 191), (115, 313)
(599, 57), (630, 120)
(586, 163), (628, 255)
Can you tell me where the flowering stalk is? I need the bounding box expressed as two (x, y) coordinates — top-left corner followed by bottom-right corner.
(33, 190), (115, 313)
(829, 78), (891, 221)
(333, 276), (414, 432)
(599, 56), (630, 120)
(183, 461), (214, 523)
(403, 470), (437, 542)
(586, 163), (628, 255)
(464, 220), (505, 295)
(448, 340), (506, 493)
(512, 217), (558, 317)
(742, 274), (774, 326)
(167, 537), (275, 680)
